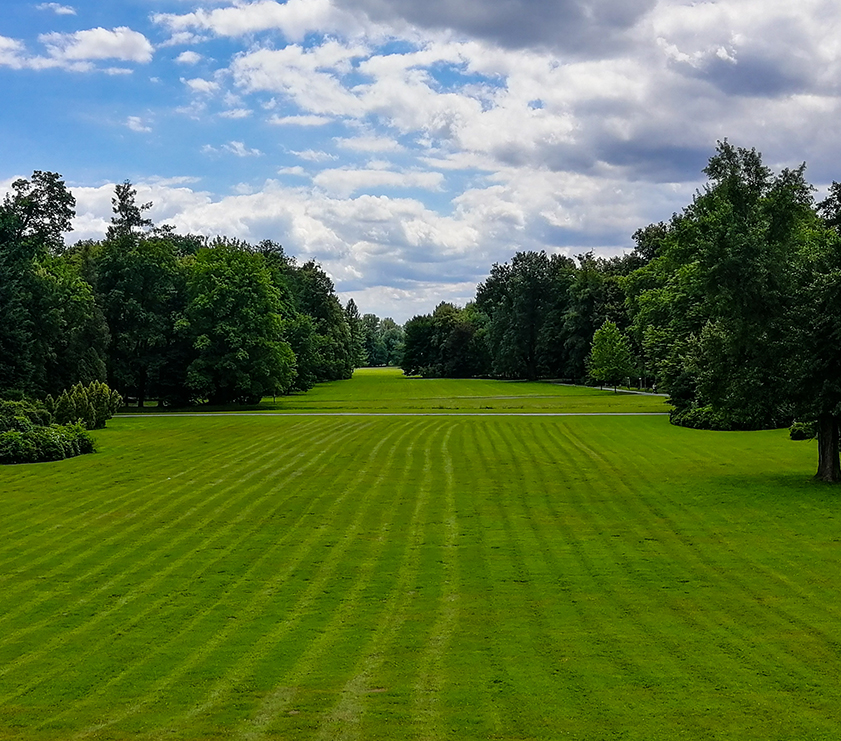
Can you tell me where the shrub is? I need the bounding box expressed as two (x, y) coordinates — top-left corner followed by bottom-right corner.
(790, 420), (817, 440)
(53, 382), (122, 429)
(0, 430), (38, 464)
(670, 405), (733, 431)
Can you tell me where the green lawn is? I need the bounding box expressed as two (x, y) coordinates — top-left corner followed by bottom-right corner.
(0, 371), (839, 739)
(130, 367), (671, 414)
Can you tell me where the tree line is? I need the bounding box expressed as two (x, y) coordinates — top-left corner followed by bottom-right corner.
(0, 173), (400, 407)
(401, 142), (841, 481)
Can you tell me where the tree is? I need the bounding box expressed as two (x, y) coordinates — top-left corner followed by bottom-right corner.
(94, 233), (183, 407)
(588, 320), (635, 391)
(182, 240), (296, 404)
(787, 209), (841, 481)
(106, 180), (152, 241)
(344, 299), (366, 368)
(0, 171), (82, 396)
(286, 261), (353, 381)
(625, 141), (803, 429)
(2, 170), (75, 254)
(476, 251), (570, 380)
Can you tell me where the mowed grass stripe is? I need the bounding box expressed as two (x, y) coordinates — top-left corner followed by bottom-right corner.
(541, 419), (841, 736)
(587, 420), (841, 703)
(3, 381), (841, 740)
(0, 417), (288, 603)
(409, 423), (461, 741)
(159, 419), (432, 739)
(547, 419), (789, 730)
(0, 418), (330, 676)
(231, 419), (440, 741)
(67, 418), (419, 740)
(2, 418), (355, 715)
(264, 420), (444, 741)
(0, 414), (299, 549)
(493, 419), (616, 733)
(25, 416), (363, 730)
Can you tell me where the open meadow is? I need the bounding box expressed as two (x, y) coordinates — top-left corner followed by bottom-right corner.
(1, 370), (839, 739)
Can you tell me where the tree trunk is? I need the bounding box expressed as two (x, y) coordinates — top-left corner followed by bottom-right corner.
(815, 414), (841, 482)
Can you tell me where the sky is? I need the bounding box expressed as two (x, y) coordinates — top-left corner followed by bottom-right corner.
(2, 0), (840, 322)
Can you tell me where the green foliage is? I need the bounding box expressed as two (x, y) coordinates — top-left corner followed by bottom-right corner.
(588, 320), (635, 388)
(0, 421), (95, 464)
(401, 303), (486, 378)
(286, 260), (353, 381)
(790, 420), (817, 440)
(183, 241), (296, 403)
(52, 381), (121, 429)
(0, 394), (95, 464)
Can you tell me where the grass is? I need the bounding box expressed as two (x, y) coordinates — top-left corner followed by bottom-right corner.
(0, 370), (839, 739)
(127, 367), (671, 415)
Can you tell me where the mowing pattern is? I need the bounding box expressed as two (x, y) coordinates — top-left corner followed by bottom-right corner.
(0, 415), (839, 740)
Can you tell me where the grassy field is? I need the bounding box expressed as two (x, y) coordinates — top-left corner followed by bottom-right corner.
(126, 367), (671, 415)
(1, 370), (839, 739)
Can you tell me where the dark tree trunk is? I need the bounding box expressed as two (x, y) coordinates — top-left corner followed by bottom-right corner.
(815, 414), (841, 482)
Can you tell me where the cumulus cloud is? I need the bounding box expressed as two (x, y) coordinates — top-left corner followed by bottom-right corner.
(36, 3), (76, 15)
(153, 0), (367, 43)
(313, 166), (445, 197)
(10, 0), (841, 321)
(182, 76), (220, 94)
(39, 27), (154, 64)
(336, 135), (404, 152)
(0, 36), (27, 69)
(126, 115), (151, 132)
(175, 50), (202, 65)
(334, 0), (657, 54)
(292, 149), (338, 162)
(219, 108), (252, 118)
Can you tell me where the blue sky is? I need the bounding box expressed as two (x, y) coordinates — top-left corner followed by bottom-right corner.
(3, 0), (840, 321)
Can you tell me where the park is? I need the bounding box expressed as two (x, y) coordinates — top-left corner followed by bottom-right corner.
(0, 369), (839, 739)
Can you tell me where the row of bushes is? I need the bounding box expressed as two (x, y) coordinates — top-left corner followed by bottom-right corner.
(0, 422), (95, 464)
(0, 381), (121, 464)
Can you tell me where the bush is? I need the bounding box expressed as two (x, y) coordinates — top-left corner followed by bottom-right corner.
(0, 419), (96, 465)
(790, 420), (817, 440)
(53, 381), (122, 429)
(0, 399), (52, 429)
(670, 405), (734, 431)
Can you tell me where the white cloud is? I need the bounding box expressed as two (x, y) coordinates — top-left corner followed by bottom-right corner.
(39, 27), (154, 63)
(203, 141), (263, 157)
(336, 135), (404, 152)
(313, 167), (444, 197)
(232, 43), (368, 116)
(224, 141), (263, 157)
(153, 0), (367, 43)
(219, 108), (252, 118)
(36, 3), (76, 15)
(175, 50), (202, 65)
(291, 149), (337, 162)
(268, 114), (332, 126)
(126, 115), (151, 132)
(0, 36), (27, 69)
(183, 76), (220, 94)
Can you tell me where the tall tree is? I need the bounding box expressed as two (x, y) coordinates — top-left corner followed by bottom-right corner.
(344, 299), (366, 368)
(106, 180), (152, 241)
(476, 251), (560, 380)
(588, 320), (635, 391)
(182, 240), (295, 404)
